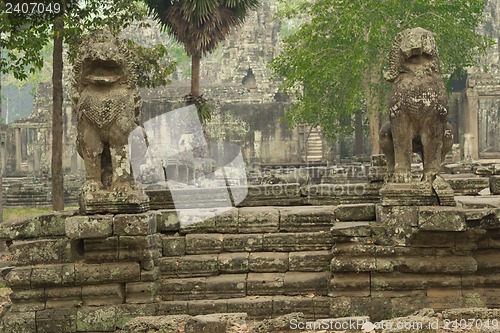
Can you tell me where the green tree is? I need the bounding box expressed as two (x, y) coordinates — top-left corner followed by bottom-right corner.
(270, 0), (493, 154)
(144, 0), (259, 117)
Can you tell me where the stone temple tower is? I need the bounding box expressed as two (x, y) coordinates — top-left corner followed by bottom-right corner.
(201, 0), (281, 90)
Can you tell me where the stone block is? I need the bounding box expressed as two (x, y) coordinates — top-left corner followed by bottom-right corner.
(179, 209), (217, 234)
(248, 252), (289, 272)
(119, 235), (154, 261)
(82, 284), (125, 306)
(223, 234), (263, 252)
(376, 205), (418, 227)
(334, 203), (376, 221)
(76, 306), (117, 332)
(187, 300), (229, 316)
(409, 231), (456, 248)
(36, 308), (77, 333)
(84, 237), (119, 262)
(9, 288), (45, 311)
(247, 273), (284, 296)
(330, 222), (371, 237)
(156, 257), (178, 277)
(10, 238), (75, 265)
(279, 206), (336, 232)
(74, 262), (140, 284)
(126, 282), (158, 304)
(0, 212), (69, 240)
(114, 213), (157, 235)
(288, 250), (331, 272)
(218, 252), (249, 273)
(330, 256), (377, 273)
(31, 264), (75, 287)
(160, 278), (206, 301)
(157, 210), (180, 232)
(272, 296), (314, 317)
(177, 254), (219, 277)
(155, 301), (189, 316)
(238, 207), (279, 233)
(45, 286), (82, 308)
(115, 303), (158, 329)
(185, 234), (223, 254)
(284, 272), (330, 296)
(1, 311), (36, 333)
(4, 267), (32, 287)
(263, 231), (335, 251)
(214, 208), (239, 233)
(65, 215), (113, 239)
(371, 272), (462, 292)
(141, 266), (160, 282)
(162, 236), (186, 257)
(419, 207), (467, 231)
(491, 176), (500, 195)
(329, 272), (371, 297)
(205, 274), (247, 299)
(394, 256), (476, 274)
(120, 314), (190, 333)
(226, 297), (274, 319)
(184, 314), (232, 333)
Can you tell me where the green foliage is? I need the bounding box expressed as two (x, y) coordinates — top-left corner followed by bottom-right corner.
(271, 0), (494, 140)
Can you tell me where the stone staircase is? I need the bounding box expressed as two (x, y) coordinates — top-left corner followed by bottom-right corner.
(304, 127), (324, 162)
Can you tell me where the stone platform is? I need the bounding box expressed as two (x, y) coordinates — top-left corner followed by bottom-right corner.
(0, 204), (499, 332)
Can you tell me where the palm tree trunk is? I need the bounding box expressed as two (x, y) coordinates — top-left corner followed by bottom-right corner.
(191, 53), (201, 97)
(52, 14), (64, 211)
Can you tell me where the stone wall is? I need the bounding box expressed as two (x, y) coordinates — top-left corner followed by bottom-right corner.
(0, 203), (499, 332)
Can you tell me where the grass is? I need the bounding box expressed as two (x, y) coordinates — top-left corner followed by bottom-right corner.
(1, 206), (78, 222)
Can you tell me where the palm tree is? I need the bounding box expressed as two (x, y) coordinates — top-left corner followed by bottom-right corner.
(145, 0), (259, 102)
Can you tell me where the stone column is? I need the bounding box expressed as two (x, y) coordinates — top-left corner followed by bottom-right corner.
(15, 128), (22, 172)
(464, 80), (479, 160)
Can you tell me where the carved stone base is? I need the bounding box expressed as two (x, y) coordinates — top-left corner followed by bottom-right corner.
(79, 188), (150, 214)
(380, 176), (455, 206)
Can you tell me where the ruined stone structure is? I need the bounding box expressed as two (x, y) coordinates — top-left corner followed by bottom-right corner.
(73, 29), (149, 214)
(1, 198), (500, 331)
(380, 27), (452, 184)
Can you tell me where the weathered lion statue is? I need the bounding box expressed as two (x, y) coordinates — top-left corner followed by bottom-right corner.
(73, 28), (149, 213)
(379, 27), (453, 183)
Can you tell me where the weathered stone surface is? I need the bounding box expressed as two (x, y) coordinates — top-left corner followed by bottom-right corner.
(288, 250), (332, 272)
(226, 297), (274, 318)
(238, 207), (279, 233)
(126, 282), (158, 304)
(0, 212), (71, 240)
(223, 234), (263, 252)
(160, 277), (206, 301)
(376, 205), (419, 227)
(36, 308), (77, 333)
(157, 210), (180, 232)
(45, 286), (82, 308)
(4, 267), (32, 287)
(263, 231), (335, 251)
(431, 175), (456, 206)
(334, 204), (376, 222)
(491, 175), (500, 195)
(162, 236), (186, 257)
(380, 182), (439, 206)
(177, 254), (219, 277)
(218, 252), (249, 273)
(115, 303), (158, 329)
(76, 306), (117, 332)
(114, 213), (157, 236)
(121, 314), (190, 333)
(205, 274), (247, 299)
(185, 313), (247, 333)
(187, 299), (228, 316)
(247, 273), (285, 296)
(82, 283), (125, 306)
(280, 206), (336, 232)
(179, 209), (217, 234)
(119, 235), (154, 261)
(1, 311), (36, 333)
(10, 238), (75, 265)
(419, 207), (467, 231)
(248, 252), (289, 272)
(31, 264), (75, 287)
(331, 256), (377, 272)
(330, 272), (370, 297)
(185, 233), (223, 254)
(214, 208), (239, 233)
(284, 272), (330, 296)
(74, 262), (140, 284)
(65, 215), (113, 239)
(84, 237), (119, 262)
(330, 222), (372, 238)
(394, 256), (477, 274)
(9, 288), (45, 311)
(371, 272), (462, 292)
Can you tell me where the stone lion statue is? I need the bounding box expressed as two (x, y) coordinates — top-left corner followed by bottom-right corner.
(379, 27), (453, 183)
(73, 28), (149, 213)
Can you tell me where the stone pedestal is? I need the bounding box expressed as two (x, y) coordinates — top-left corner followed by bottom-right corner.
(80, 187), (150, 215)
(380, 176), (455, 206)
